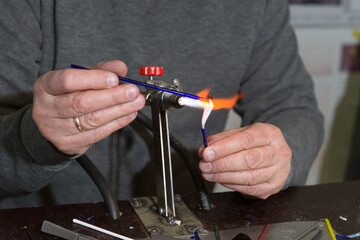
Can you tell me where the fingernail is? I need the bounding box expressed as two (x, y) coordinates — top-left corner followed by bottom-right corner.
(205, 149), (215, 161)
(202, 173), (214, 180)
(106, 74), (118, 87)
(126, 87), (137, 100)
(199, 162), (212, 172)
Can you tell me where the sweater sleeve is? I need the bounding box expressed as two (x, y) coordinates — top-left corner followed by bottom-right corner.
(234, 0), (324, 188)
(0, 1), (71, 198)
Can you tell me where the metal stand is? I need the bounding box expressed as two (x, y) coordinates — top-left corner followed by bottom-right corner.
(150, 92), (176, 221)
(128, 66), (207, 238)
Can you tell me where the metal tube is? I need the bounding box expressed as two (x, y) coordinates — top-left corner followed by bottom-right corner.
(178, 97), (205, 109)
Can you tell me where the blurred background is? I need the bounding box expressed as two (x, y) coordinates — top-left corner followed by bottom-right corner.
(215, 0), (360, 191)
(288, 0), (360, 185)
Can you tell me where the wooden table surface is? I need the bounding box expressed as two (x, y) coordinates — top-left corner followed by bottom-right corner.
(1, 180), (360, 239)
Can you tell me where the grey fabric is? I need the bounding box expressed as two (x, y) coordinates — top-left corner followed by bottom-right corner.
(0, 0), (324, 209)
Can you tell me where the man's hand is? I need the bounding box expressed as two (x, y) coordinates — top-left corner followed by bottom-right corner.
(198, 123), (291, 199)
(32, 60), (145, 156)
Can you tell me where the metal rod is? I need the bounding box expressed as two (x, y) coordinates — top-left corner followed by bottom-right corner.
(70, 64), (202, 100)
(163, 110), (176, 217)
(151, 104), (167, 216)
(136, 111), (211, 211)
(150, 93), (176, 220)
(73, 219), (134, 240)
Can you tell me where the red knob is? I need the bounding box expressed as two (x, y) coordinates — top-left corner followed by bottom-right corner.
(139, 66), (163, 76)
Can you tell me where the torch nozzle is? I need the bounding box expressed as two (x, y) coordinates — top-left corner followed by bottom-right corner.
(178, 96), (212, 109)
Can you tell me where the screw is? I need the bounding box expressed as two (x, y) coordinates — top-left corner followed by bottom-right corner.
(158, 207), (165, 215)
(166, 216), (176, 225)
(148, 226), (161, 234)
(197, 226), (204, 233)
(188, 226), (204, 233)
(129, 199), (142, 208)
(172, 78), (182, 91)
(174, 194), (182, 202)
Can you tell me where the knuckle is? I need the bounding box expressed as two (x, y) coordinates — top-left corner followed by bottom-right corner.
(217, 159), (230, 172)
(240, 132), (254, 149)
(54, 95), (71, 115)
(83, 112), (100, 128)
(72, 93), (90, 114)
(60, 69), (75, 91)
(112, 60), (128, 76)
(252, 122), (263, 129)
(262, 170), (273, 182)
(34, 75), (50, 97)
(244, 150), (260, 169)
(111, 88), (125, 104)
(262, 148), (274, 163)
(246, 171), (258, 186)
(268, 124), (282, 137)
(253, 123), (270, 139)
(283, 146), (292, 159)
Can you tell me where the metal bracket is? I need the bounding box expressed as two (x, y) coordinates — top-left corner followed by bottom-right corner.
(129, 196), (207, 239)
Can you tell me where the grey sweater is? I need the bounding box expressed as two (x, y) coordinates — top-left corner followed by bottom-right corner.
(0, 0), (324, 209)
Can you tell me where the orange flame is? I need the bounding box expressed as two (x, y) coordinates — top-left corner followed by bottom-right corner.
(197, 88), (242, 110)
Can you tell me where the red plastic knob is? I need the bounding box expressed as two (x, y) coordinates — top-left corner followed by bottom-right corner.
(139, 66), (163, 76)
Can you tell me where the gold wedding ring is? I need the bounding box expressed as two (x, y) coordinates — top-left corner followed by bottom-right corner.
(73, 116), (85, 132)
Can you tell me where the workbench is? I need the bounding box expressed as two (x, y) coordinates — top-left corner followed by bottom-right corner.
(1, 180), (359, 239)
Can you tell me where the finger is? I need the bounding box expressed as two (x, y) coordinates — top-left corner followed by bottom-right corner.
(69, 95), (144, 133)
(93, 60), (128, 77)
(202, 124), (271, 162)
(199, 145), (275, 173)
(53, 83), (141, 117)
(40, 69), (119, 95)
(198, 128), (247, 157)
(52, 112), (138, 155)
(201, 166), (275, 186)
(207, 128), (248, 144)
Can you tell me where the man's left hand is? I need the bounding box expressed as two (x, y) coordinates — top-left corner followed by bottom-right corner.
(199, 123), (291, 199)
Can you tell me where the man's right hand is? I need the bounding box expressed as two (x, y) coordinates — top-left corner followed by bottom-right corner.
(32, 60), (145, 156)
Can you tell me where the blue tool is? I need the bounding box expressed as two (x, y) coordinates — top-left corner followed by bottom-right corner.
(70, 64), (202, 100)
